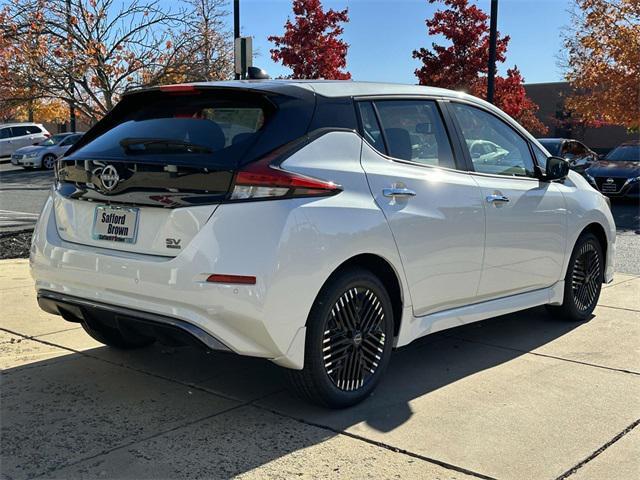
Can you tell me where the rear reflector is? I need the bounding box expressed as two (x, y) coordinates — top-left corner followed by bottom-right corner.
(206, 274), (257, 285)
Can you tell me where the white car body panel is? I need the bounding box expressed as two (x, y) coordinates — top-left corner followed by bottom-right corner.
(32, 132), (410, 369)
(54, 196), (218, 256)
(360, 142), (485, 316)
(471, 174), (567, 300)
(29, 81), (616, 372)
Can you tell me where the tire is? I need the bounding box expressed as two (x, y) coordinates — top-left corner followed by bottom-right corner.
(547, 232), (603, 321)
(42, 154), (56, 170)
(80, 320), (155, 349)
(287, 267), (395, 408)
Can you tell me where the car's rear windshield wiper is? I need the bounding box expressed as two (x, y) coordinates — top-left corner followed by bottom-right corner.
(120, 138), (212, 154)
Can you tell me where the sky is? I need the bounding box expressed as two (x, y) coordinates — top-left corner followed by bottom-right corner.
(233, 0), (574, 84)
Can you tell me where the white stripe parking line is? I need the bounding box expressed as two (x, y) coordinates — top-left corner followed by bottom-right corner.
(0, 210), (40, 217)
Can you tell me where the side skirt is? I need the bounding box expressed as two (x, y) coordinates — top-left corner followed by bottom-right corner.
(396, 281), (564, 347)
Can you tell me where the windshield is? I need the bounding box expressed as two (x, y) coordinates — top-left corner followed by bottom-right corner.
(538, 140), (561, 156)
(39, 134), (69, 146)
(69, 93), (268, 165)
(605, 145), (640, 162)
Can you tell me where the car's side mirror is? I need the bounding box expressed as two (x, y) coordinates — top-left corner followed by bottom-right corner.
(540, 156), (570, 181)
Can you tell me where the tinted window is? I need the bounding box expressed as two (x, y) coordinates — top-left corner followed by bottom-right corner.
(452, 103), (535, 177)
(538, 140), (561, 156)
(357, 102), (386, 153)
(12, 126), (29, 137)
(374, 100), (455, 168)
(24, 125), (42, 134)
(70, 93), (268, 166)
(605, 145), (640, 161)
(572, 141), (588, 156)
(60, 134), (82, 146)
(0, 128), (10, 139)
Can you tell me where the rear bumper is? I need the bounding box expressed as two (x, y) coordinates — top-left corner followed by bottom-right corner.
(37, 289), (231, 352)
(30, 194), (309, 368)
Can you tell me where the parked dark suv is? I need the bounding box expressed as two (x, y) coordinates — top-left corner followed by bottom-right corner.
(537, 138), (598, 175)
(585, 141), (640, 199)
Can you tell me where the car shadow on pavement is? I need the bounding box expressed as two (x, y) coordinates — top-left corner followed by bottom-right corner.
(1, 306), (583, 479)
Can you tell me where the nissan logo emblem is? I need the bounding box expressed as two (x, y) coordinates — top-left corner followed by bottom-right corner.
(606, 178), (614, 184)
(100, 165), (120, 191)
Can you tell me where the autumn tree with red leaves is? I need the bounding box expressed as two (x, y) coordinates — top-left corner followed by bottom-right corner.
(269, 0), (351, 80)
(413, 0), (547, 134)
(1, 0), (232, 124)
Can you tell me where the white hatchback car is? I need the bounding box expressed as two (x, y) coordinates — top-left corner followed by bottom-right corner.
(0, 123), (50, 157)
(31, 81), (615, 408)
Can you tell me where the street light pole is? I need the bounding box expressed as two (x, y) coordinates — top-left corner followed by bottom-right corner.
(234, 0), (240, 80)
(487, 0), (498, 104)
(66, 0), (76, 131)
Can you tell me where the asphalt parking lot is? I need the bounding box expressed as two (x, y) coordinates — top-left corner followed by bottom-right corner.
(1, 260), (639, 480)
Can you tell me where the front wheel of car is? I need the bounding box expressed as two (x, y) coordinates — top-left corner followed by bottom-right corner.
(287, 267), (395, 408)
(42, 154), (56, 170)
(547, 232), (603, 322)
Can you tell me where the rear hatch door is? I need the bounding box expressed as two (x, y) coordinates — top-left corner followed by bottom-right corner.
(54, 85), (314, 256)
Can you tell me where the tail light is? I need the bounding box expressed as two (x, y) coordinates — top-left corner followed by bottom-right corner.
(229, 156), (342, 201)
(44, 133), (51, 138)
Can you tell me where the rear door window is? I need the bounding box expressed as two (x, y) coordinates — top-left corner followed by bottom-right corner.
(366, 100), (456, 169)
(11, 126), (29, 137)
(357, 102), (386, 153)
(24, 125), (42, 134)
(0, 128), (11, 139)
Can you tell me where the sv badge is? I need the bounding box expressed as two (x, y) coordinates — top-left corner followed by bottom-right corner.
(165, 238), (182, 249)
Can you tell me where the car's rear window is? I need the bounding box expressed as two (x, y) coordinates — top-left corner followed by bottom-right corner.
(68, 92), (270, 166)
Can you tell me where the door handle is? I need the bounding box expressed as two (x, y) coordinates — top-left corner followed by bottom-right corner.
(383, 187), (417, 198)
(486, 194), (510, 203)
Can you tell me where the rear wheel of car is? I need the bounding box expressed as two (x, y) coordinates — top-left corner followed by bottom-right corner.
(80, 321), (155, 349)
(42, 154), (56, 170)
(287, 267), (394, 408)
(547, 232), (603, 321)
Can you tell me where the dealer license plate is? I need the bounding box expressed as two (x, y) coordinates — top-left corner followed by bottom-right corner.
(92, 205), (139, 243)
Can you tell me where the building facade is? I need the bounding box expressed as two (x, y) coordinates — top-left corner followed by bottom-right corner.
(524, 82), (636, 154)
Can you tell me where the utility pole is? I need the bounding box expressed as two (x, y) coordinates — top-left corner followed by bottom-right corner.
(487, 0), (498, 104)
(66, 0), (76, 131)
(234, 0), (240, 80)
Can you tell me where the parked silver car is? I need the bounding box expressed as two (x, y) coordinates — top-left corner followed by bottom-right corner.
(0, 123), (51, 158)
(11, 132), (84, 169)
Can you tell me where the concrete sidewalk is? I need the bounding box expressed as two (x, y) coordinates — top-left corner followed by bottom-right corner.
(1, 258), (638, 480)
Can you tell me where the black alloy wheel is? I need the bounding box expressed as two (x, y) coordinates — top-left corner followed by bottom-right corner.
(571, 240), (602, 313)
(547, 232), (603, 321)
(322, 287), (387, 392)
(287, 267), (394, 408)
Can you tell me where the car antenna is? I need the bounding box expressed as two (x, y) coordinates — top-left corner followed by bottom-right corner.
(247, 66), (270, 80)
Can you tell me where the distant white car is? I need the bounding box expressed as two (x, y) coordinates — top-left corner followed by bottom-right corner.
(0, 123), (50, 158)
(11, 132), (84, 169)
(31, 80), (616, 408)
